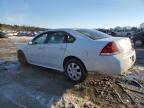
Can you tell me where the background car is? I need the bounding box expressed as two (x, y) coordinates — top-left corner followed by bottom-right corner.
(133, 31), (144, 47)
(17, 29), (136, 82)
(0, 31), (7, 38)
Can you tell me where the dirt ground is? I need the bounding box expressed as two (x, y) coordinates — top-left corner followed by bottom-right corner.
(0, 37), (144, 108)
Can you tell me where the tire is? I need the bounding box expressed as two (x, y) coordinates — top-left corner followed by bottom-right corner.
(64, 59), (87, 83)
(134, 40), (143, 47)
(17, 50), (29, 66)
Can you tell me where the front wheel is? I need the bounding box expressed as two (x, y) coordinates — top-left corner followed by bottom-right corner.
(64, 59), (87, 83)
(17, 50), (29, 66)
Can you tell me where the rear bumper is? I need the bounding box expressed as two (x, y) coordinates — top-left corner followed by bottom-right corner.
(84, 49), (136, 75)
(119, 50), (136, 74)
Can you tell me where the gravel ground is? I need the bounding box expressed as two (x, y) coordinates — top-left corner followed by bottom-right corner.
(0, 37), (144, 108)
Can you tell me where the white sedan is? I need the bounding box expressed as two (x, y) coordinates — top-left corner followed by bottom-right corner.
(17, 29), (136, 82)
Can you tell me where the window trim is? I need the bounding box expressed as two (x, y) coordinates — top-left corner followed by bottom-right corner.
(32, 31), (76, 44)
(45, 31), (76, 44)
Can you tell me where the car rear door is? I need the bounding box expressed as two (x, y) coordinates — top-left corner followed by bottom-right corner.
(44, 31), (67, 69)
(27, 33), (48, 65)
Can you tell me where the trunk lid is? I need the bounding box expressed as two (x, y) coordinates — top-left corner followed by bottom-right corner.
(116, 37), (132, 54)
(96, 37), (133, 54)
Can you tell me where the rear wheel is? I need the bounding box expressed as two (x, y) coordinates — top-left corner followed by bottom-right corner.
(17, 50), (29, 66)
(64, 59), (87, 83)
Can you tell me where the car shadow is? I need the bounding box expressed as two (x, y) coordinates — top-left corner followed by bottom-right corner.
(0, 60), (75, 107)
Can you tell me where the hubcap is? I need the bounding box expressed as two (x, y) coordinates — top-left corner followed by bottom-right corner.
(67, 62), (82, 81)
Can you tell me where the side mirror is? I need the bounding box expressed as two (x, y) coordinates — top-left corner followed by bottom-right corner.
(28, 41), (32, 45)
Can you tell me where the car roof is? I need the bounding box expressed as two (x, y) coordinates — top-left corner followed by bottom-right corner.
(40, 28), (87, 39)
(44, 28), (74, 32)
(44, 28), (95, 32)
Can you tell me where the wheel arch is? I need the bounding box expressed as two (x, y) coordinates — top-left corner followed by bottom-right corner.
(17, 49), (27, 60)
(17, 49), (23, 53)
(63, 56), (87, 71)
(17, 49), (25, 55)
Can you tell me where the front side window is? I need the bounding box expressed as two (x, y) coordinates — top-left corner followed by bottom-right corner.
(47, 32), (66, 44)
(32, 33), (48, 44)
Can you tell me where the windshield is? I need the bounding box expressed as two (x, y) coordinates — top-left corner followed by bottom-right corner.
(76, 29), (111, 40)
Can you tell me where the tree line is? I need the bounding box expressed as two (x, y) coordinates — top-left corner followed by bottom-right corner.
(0, 23), (46, 31)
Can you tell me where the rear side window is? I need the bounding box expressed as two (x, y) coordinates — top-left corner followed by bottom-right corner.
(47, 32), (66, 44)
(67, 35), (75, 43)
(76, 29), (111, 40)
(46, 31), (76, 44)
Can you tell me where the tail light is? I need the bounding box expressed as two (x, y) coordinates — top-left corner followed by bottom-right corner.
(100, 42), (119, 56)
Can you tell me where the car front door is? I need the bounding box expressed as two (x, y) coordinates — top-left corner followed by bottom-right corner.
(27, 33), (48, 65)
(44, 31), (67, 69)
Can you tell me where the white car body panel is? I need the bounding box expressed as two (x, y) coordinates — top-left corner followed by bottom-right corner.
(17, 29), (136, 75)
(44, 43), (66, 69)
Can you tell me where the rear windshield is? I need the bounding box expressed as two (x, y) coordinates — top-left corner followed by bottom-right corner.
(76, 29), (111, 40)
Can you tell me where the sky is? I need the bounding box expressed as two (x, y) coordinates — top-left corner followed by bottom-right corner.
(0, 0), (144, 28)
